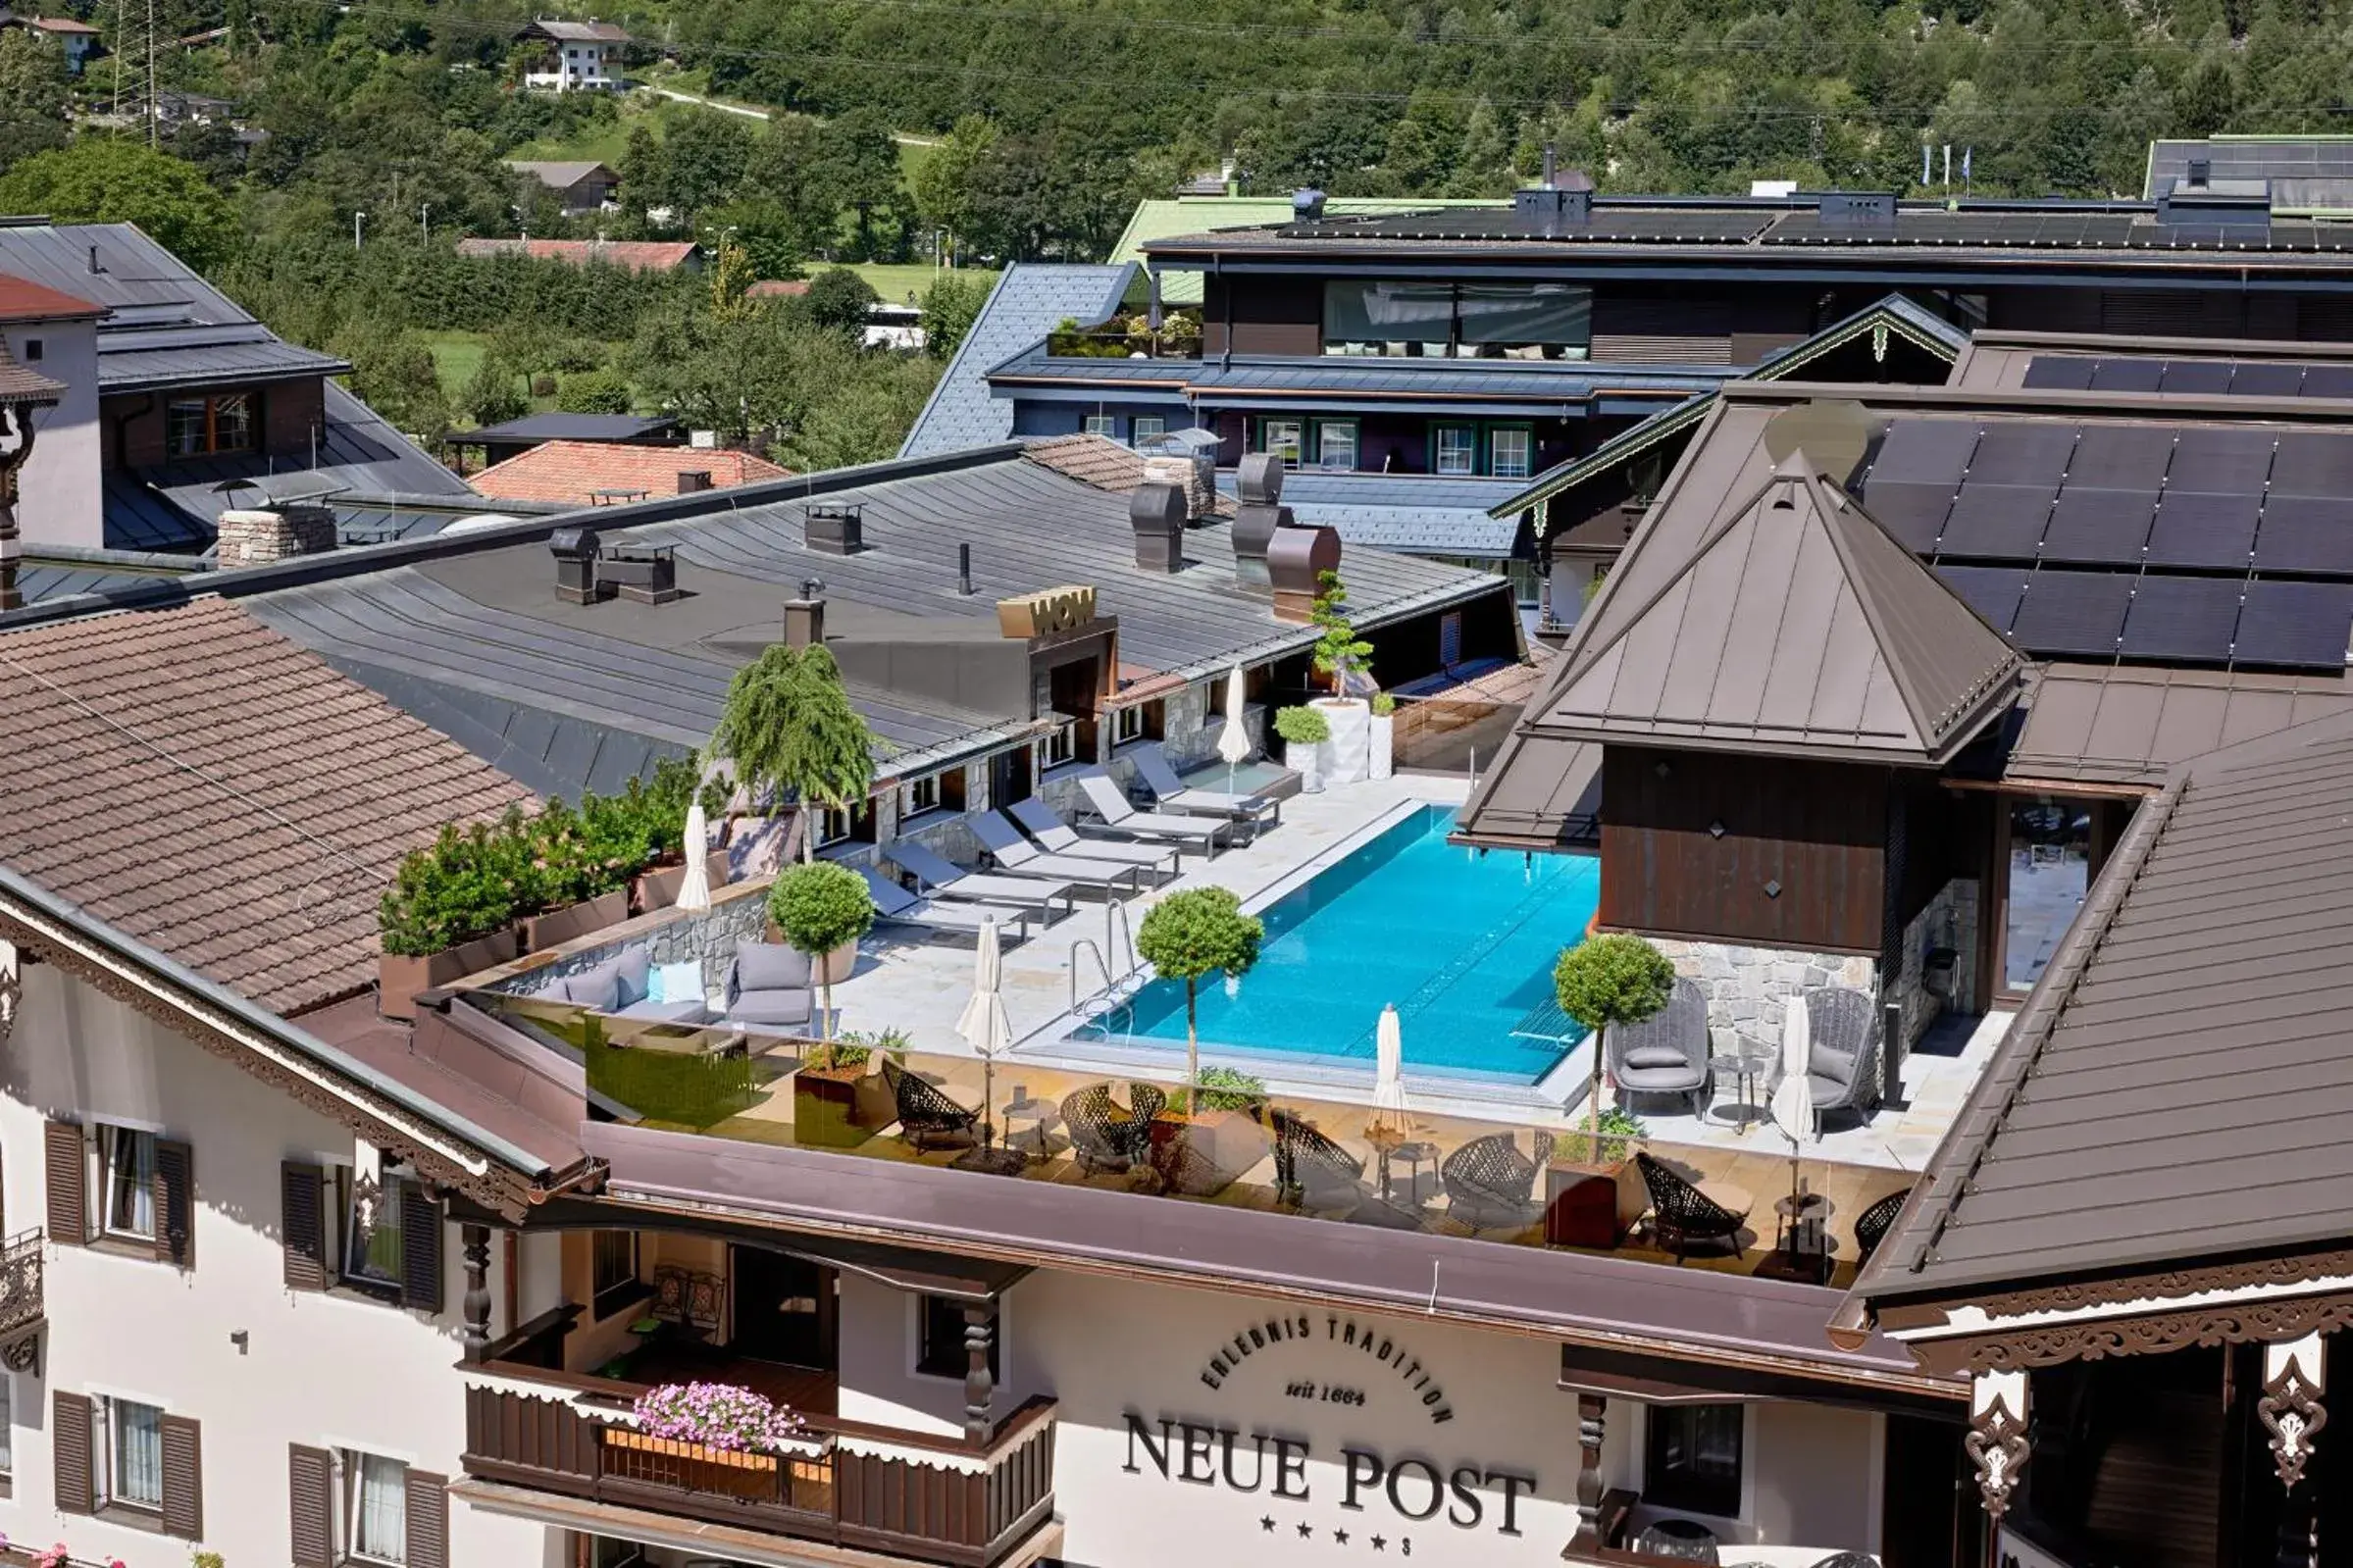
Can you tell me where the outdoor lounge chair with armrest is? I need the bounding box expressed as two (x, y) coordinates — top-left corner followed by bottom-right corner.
(1807, 986), (1883, 1125)
(1072, 774), (1228, 856)
(1130, 742), (1281, 834)
(965, 812), (1151, 893)
(882, 839), (1076, 920)
(722, 941), (815, 1032)
(879, 1058), (981, 1151)
(1634, 1151), (1753, 1261)
(1441, 1131), (1549, 1233)
(1606, 977), (1712, 1117)
(855, 867), (1033, 944)
(1007, 795), (1188, 874)
(1060, 1082), (1162, 1175)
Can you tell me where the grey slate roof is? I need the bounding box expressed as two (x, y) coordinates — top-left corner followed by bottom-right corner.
(1853, 707), (2353, 1302)
(1227, 471), (1525, 556)
(1183, 354), (1727, 414)
(898, 263), (1133, 459)
(9, 546), (204, 606)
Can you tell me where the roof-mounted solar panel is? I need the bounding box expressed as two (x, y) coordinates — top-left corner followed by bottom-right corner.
(2041, 487), (2159, 565)
(2068, 424), (2178, 488)
(2022, 357), (2097, 390)
(1938, 482), (2057, 560)
(2234, 580), (2353, 668)
(2252, 493), (2353, 574)
(2087, 359), (2165, 394)
(2156, 360), (2234, 395)
(2009, 570), (2135, 657)
(1869, 418), (1980, 487)
(2268, 430), (2353, 496)
(2167, 427), (2276, 493)
(1856, 480), (1956, 551)
(2118, 575), (2245, 660)
(2146, 490), (2263, 570)
(1934, 564), (2027, 632)
(2229, 362), (2306, 397)
(1968, 423), (2077, 487)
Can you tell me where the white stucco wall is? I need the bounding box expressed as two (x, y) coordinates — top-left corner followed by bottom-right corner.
(2, 318), (102, 549)
(0, 965), (555, 1568)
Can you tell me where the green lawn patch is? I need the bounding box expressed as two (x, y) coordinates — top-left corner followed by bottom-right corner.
(848, 262), (997, 306)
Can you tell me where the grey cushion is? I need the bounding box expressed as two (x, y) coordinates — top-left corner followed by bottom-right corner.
(736, 941), (812, 990)
(559, 962), (621, 1011)
(612, 945), (652, 1006)
(729, 988), (813, 1028)
(1622, 1045), (1689, 1070)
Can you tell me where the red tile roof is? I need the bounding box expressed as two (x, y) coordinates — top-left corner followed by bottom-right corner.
(454, 237), (700, 273)
(746, 278), (810, 298)
(468, 438), (791, 505)
(0, 272), (105, 324)
(0, 598), (533, 1016)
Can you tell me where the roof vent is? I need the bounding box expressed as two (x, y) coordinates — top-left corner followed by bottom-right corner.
(601, 542), (680, 604)
(1816, 190), (1897, 229)
(1293, 188), (1326, 222)
(804, 501), (864, 555)
(1512, 167), (1593, 236)
(1268, 526), (1342, 624)
(2158, 175), (2272, 228)
(2186, 155), (2212, 189)
(1232, 453), (1293, 587)
(1131, 481), (1187, 573)
(550, 526), (603, 604)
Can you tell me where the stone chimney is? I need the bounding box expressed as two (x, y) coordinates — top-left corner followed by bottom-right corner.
(217, 505), (336, 567)
(1131, 481), (1186, 573)
(785, 583), (826, 647)
(1231, 453), (1294, 588)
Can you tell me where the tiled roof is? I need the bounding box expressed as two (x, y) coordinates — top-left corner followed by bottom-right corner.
(520, 18), (630, 40)
(0, 597), (532, 1016)
(898, 263), (1133, 459)
(1021, 432), (1233, 515)
(453, 238), (698, 273)
(0, 337), (67, 404)
(470, 439), (790, 506)
(0, 272), (104, 323)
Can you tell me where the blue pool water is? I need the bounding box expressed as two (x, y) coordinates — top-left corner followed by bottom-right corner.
(1110, 806), (1601, 1084)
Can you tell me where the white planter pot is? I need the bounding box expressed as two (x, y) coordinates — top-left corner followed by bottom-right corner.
(1368, 713), (1394, 780)
(1285, 740), (1324, 793)
(1315, 698), (1372, 786)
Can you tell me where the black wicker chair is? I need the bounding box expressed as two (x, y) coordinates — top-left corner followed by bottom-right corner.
(1634, 1151), (1751, 1260)
(1852, 1187), (1914, 1265)
(1062, 1084), (1150, 1174)
(1441, 1132), (1548, 1233)
(880, 1058), (980, 1151)
(1269, 1109), (1366, 1208)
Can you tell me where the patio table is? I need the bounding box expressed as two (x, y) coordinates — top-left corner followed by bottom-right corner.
(1710, 1040), (1776, 1132)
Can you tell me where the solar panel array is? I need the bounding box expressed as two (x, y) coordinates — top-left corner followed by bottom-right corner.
(1274, 210), (1777, 244)
(1860, 417), (2353, 671)
(1276, 206), (2353, 251)
(2022, 355), (2353, 398)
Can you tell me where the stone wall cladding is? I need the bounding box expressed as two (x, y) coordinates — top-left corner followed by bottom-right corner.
(1652, 937), (1875, 1060)
(1887, 878), (1978, 1053)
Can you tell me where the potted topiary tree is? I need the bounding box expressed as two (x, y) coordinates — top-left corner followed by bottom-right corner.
(1273, 705), (1330, 792)
(712, 643), (877, 871)
(768, 860), (875, 1042)
(1135, 887), (1269, 1194)
(1548, 933), (1675, 1247)
(1309, 571), (1376, 784)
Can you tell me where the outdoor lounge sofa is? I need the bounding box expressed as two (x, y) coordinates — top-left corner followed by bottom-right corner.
(1007, 796), (1185, 874)
(966, 811), (1151, 892)
(548, 944), (711, 1025)
(856, 866), (1035, 944)
(883, 839), (1075, 919)
(722, 941), (815, 1032)
(1129, 743), (1281, 835)
(1807, 986), (1882, 1125)
(1606, 977), (1712, 1116)
(1073, 773), (1228, 856)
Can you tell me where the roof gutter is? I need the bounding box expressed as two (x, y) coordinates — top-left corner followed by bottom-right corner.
(0, 865), (534, 1180)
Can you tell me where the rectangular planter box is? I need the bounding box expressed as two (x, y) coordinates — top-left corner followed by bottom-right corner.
(1149, 1108), (1272, 1197)
(634, 850), (732, 913)
(521, 889), (631, 952)
(379, 928), (522, 1021)
(603, 1427), (784, 1502)
(793, 1067), (878, 1149)
(1545, 1162), (1625, 1248)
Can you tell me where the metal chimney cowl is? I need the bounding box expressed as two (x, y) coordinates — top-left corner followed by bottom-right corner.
(1131, 481), (1187, 573)
(1268, 525), (1342, 624)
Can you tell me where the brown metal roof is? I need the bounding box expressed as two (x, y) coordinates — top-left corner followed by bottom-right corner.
(1949, 329), (2353, 392)
(2007, 662), (2353, 786)
(0, 597), (533, 1015)
(1525, 458), (2021, 763)
(1454, 730), (1601, 848)
(1853, 708), (2353, 1305)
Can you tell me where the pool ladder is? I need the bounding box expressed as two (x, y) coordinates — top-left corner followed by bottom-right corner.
(1068, 897), (1144, 1036)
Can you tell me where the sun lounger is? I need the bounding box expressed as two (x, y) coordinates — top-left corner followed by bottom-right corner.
(965, 812), (1151, 892)
(882, 839), (1076, 919)
(1073, 774), (1229, 856)
(856, 867), (1033, 944)
(1130, 742), (1281, 834)
(1007, 796), (1187, 874)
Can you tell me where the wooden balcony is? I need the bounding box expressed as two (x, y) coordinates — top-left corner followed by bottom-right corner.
(462, 1380), (1057, 1568)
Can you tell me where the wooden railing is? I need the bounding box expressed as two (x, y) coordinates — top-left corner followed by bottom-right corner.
(463, 1383), (1056, 1568)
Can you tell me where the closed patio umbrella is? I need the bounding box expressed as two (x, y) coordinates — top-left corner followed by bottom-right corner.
(677, 800), (713, 912)
(1372, 1004), (1409, 1133)
(953, 918), (1024, 1174)
(1217, 665), (1252, 792)
(1770, 991), (1819, 1240)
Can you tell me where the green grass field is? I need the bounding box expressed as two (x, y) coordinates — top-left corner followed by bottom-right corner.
(848, 263), (997, 305)
(423, 330), (492, 399)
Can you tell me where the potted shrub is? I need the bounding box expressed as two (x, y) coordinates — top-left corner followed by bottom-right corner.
(1136, 889), (1268, 1195)
(378, 821), (527, 1020)
(1309, 571), (1376, 785)
(1273, 705), (1330, 792)
(1146, 1064), (1274, 1196)
(712, 643), (877, 868)
(520, 795), (635, 950)
(1368, 691), (1397, 780)
(1546, 934), (1675, 1247)
(767, 861), (876, 1037)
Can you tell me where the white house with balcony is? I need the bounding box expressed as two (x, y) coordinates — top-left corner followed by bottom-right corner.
(515, 18), (629, 92)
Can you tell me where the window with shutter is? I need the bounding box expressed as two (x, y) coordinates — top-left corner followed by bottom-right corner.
(43, 1121), (84, 1246)
(405, 1470), (450, 1568)
(159, 1414), (201, 1539)
(398, 1183), (441, 1311)
(288, 1444), (334, 1568)
(153, 1139), (193, 1268)
(281, 1162), (327, 1290)
(52, 1391), (93, 1514)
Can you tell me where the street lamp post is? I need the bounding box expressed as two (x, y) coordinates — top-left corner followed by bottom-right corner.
(353, 211), (367, 251)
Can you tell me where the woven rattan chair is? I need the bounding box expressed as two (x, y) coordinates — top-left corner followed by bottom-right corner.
(1606, 977), (1712, 1116)
(880, 1058), (980, 1151)
(1634, 1151), (1751, 1260)
(1269, 1109), (1366, 1208)
(1852, 1187), (1914, 1265)
(1807, 986), (1881, 1125)
(1061, 1083), (1162, 1174)
(1441, 1132), (1547, 1232)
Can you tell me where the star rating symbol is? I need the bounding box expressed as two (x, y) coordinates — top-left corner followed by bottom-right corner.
(1370, 1537), (1387, 1552)
(1333, 1530), (1351, 1545)
(1298, 1522), (1315, 1540)
(1261, 1518), (1276, 1533)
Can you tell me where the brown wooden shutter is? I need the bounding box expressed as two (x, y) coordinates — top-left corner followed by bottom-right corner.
(287, 1444), (334, 1568)
(159, 1414), (202, 1539)
(153, 1138), (194, 1268)
(44, 1120), (84, 1245)
(52, 1391), (93, 1514)
(406, 1469), (451, 1568)
(399, 1182), (441, 1311)
(281, 1161), (327, 1290)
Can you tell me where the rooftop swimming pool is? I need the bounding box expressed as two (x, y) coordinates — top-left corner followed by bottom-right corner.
(1096, 805), (1601, 1086)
